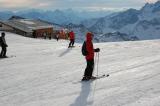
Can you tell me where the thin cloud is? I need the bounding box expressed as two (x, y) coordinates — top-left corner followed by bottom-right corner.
(0, 0), (36, 8)
(145, 0), (158, 3)
(0, 0), (159, 11)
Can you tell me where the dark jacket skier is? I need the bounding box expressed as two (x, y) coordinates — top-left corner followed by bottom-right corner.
(0, 32), (8, 58)
(82, 32), (100, 81)
(56, 32), (60, 41)
(68, 31), (75, 48)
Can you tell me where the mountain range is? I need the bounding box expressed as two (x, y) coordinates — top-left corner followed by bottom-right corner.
(83, 1), (160, 42)
(0, 9), (112, 25)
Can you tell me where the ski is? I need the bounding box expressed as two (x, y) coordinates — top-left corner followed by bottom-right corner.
(68, 46), (75, 48)
(90, 74), (109, 80)
(81, 74), (110, 81)
(72, 74), (109, 84)
(0, 55), (16, 60)
(75, 74), (109, 83)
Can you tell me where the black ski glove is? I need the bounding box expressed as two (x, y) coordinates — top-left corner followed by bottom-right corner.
(94, 48), (100, 52)
(4, 44), (8, 47)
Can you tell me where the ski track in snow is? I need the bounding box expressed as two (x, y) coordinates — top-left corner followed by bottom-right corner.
(0, 32), (160, 106)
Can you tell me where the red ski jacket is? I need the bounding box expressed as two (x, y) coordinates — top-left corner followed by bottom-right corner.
(69, 31), (75, 40)
(85, 32), (94, 60)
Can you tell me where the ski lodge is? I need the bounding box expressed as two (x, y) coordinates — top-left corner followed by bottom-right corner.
(0, 16), (54, 38)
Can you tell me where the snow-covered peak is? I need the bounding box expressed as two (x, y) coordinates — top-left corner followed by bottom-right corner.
(79, 1), (160, 42)
(140, 1), (160, 20)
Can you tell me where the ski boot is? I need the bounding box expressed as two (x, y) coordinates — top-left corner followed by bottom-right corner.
(82, 76), (90, 81)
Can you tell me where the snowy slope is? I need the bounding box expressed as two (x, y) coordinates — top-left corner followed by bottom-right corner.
(0, 32), (160, 106)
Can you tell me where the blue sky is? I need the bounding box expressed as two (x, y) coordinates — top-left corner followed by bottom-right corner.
(0, 0), (158, 11)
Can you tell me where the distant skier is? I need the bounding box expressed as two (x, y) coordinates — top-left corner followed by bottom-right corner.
(65, 32), (69, 40)
(33, 31), (36, 38)
(68, 31), (75, 48)
(0, 32), (8, 58)
(43, 32), (47, 39)
(82, 32), (100, 81)
(49, 35), (51, 40)
(56, 32), (60, 41)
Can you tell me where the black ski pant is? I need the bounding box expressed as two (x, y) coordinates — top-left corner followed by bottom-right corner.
(56, 38), (59, 41)
(0, 46), (7, 57)
(69, 39), (74, 47)
(84, 59), (94, 77)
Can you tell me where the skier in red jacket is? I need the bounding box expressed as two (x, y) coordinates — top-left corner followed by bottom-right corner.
(82, 32), (100, 81)
(68, 31), (75, 48)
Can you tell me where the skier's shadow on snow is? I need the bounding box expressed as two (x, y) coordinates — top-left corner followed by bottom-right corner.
(70, 81), (93, 106)
(59, 48), (72, 57)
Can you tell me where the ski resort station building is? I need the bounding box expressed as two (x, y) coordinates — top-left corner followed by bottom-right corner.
(0, 17), (54, 38)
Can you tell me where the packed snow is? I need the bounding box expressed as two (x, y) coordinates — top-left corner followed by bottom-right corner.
(0, 32), (160, 106)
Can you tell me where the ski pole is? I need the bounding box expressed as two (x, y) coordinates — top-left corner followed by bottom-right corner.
(94, 52), (97, 71)
(96, 52), (100, 77)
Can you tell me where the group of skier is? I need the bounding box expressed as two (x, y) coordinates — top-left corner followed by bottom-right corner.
(67, 31), (100, 80)
(55, 30), (75, 48)
(0, 31), (100, 81)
